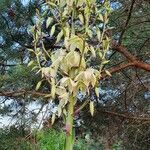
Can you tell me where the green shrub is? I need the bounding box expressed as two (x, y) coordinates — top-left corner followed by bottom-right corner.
(37, 129), (103, 150)
(37, 129), (65, 150)
(0, 127), (103, 150)
(0, 127), (31, 150)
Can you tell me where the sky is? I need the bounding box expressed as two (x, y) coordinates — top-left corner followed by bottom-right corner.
(21, 0), (30, 6)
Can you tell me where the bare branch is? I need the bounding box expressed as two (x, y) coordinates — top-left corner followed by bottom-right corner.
(0, 90), (48, 97)
(118, 0), (136, 44)
(111, 42), (150, 71)
(101, 110), (150, 122)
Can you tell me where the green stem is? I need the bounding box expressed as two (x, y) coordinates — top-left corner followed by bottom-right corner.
(65, 96), (75, 150)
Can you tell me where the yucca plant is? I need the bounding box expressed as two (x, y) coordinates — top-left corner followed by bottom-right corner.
(28, 0), (112, 149)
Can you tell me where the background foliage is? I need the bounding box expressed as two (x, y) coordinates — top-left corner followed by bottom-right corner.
(0, 0), (150, 150)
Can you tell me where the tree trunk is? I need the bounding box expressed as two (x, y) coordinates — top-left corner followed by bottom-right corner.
(64, 96), (75, 150)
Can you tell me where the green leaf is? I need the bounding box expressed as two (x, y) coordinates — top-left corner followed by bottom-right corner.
(98, 14), (103, 22)
(99, 51), (103, 59)
(78, 81), (87, 94)
(90, 46), (96, 57)
(95, 87), (99, 97)
(56, 30), (63, 43)
(97, 28), (101, 41)
(87, 29), (93, 38)
(102, 60), (110, 65)
(57, 106), (62, 117)
(60, 77), (69, 86)
(59, 92), (69, 102)
(36, 81), (42, 91)
(80, 57), (86, 69)
(56, 86), (66, 96)
(51, 79), (56, 99)
(65, 51), (80, 68)
(64, 25), (70, 37)
(44, 94), (51, 98)
(27, 60), (34, 67)
(69, 35), (83, 53)
(77, 0), (85, 7)
(46, 17), (53, 28)
(47, 2), (57, 7)
(74, 71), (84, 81)
(79, 13), (84, 24)
(31, 66), (39, 71)
(28, 48), (34, 52)
(91, 74), (96, 87)
(103, 39), (110, 51)
(105, 70), (111, 76)
(63, 109), (67, 116)
(68, 79), (77, 93)
(62, 9), (68, 16)
(36, 9), (40, 15)
(70, 43), (77, 51)
(50, 25), (56, 37)
(60, 58), (69, 74)
(90, 101), (94, 116)
(51, 113), (56, 125)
